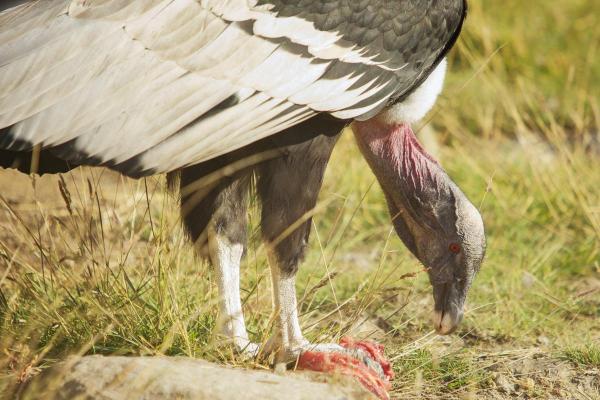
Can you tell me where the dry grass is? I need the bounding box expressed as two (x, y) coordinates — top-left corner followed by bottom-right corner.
(1, 0), (600, 398)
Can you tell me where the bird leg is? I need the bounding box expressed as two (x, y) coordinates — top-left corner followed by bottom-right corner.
(266, 251), (343, 363)
(267, 252), (307, 359)
(208, 225), (259, 356)
(256, 129), (343, 362)
(177, 165), (258, 356)
(267, 251), (393, 400)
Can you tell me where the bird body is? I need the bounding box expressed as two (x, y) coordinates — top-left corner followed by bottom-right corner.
(0, 0), (485, 362)
(0, 0), (463, 175)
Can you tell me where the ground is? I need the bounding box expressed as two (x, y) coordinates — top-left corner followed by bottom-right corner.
(1, 0), (599, 399)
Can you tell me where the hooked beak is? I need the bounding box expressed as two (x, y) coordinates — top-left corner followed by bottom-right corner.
(431, 281), (467, 335)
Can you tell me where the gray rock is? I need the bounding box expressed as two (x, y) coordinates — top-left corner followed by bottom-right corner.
(22, 355), (374, 400)
(493, 373), (515, 395)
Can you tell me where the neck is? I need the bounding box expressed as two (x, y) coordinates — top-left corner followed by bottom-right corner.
(353, 120), (446, 194)
(352, 119), (460, 235)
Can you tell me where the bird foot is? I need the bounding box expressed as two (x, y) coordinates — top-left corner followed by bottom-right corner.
(287, 341), (346, 360)
(266, 340), (376, 372)
(235, 340), (261, 359)
(215, 335), (261, 359)
(259, 335), (344, 363)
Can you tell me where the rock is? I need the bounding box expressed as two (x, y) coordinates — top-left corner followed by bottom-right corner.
(22, 356), (374, 400)
(493, 373), (515, 394)
(536, 335), (550, 346)
(517, 377), (536, 393)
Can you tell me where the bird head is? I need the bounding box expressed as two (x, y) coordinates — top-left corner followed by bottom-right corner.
(353, 119), (485, 335)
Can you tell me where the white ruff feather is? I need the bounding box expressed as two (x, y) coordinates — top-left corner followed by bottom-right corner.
(375, 58), (447, 124)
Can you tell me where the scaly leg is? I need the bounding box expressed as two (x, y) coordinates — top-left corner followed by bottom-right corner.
(257, 126), (343, 361)
(208, 224), (258, 355)
(267, 251), (344, 362)
(268, 251), (307, 356)
(177, 165), (258, 356)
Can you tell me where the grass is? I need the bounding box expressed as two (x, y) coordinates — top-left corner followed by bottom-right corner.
(563, 344), (600, 368)
(1, 0), (599, 399)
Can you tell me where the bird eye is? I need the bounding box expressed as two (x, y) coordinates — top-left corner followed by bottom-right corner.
(449, 243), (461, 254)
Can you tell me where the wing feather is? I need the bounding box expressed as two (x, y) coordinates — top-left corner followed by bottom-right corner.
(140, 96), (314, 172)
(0, 26), (128, 126)
(0, 9), (73, 65)
(0, 0), (466, 176)
(68, 0), (168, 21)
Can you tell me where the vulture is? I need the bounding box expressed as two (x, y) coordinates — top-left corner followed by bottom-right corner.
(0, 0), (485, 361)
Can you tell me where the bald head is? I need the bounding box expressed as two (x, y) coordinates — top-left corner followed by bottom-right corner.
(353, 119), (485, 334)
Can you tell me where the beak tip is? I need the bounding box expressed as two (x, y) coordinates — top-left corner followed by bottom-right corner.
(431, 310), (462, 335)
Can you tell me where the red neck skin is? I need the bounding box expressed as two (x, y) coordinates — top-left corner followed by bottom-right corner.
(352, 118), (458, 265)
(352, 120), (445, 197)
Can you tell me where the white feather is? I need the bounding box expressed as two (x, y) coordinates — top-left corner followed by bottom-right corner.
(0, 0), (435, 174)
(375, 59), (447, 124)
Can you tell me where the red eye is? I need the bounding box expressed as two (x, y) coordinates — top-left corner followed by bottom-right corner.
(449, 243), (461, 254)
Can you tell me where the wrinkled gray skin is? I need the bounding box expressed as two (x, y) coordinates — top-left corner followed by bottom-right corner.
(354, 120), (486, 334)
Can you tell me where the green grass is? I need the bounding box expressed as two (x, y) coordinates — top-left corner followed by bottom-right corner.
(392, 349), (488, 393)
(563, 344), (600, 368)
(1, 0), (599, 398)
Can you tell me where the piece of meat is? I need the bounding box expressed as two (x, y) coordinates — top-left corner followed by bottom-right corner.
(296, 337), (394, 400)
